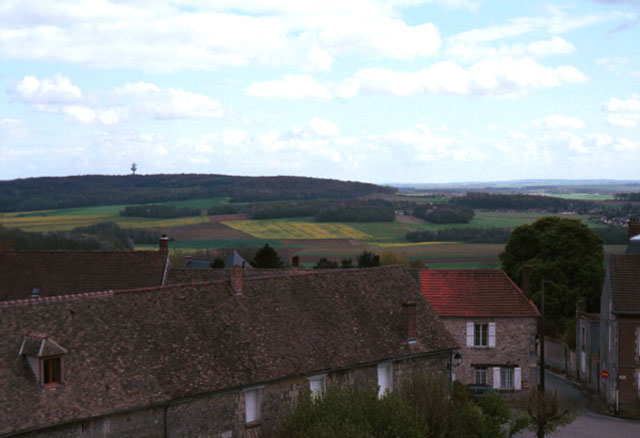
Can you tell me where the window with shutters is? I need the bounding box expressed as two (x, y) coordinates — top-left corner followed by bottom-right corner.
(500, 368), (514, 390)
(474, 324), (488, 347)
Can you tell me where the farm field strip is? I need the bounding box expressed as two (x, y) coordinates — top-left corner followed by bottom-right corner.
(223, 220), (371, 240)
(1, 213), (208, 232)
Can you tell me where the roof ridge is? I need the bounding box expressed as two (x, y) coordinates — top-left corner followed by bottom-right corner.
(0, 290), (114, 307)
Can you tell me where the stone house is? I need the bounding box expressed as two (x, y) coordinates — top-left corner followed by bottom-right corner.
(419, 268), (540, 392)
(599, 253), (640, 413)
(576, 301), (600, 389)
(0, 237), (170, 302)
(0, 265), (457, 437)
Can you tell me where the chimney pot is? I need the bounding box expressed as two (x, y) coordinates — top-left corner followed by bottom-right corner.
(159, 235), (169, 254)
(522, 262), (532, 298)
(576, 299), (586, 315)
(292, 256), (300, 268)
(231, 265), (243, 293)
(628, 217), (640, 241)
(402, 301), (417, 342)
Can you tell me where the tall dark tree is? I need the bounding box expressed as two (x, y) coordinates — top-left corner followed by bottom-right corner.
(356, 251), (380, 268)
(253, 243), (284, 268)
(500, 216), (604, 334)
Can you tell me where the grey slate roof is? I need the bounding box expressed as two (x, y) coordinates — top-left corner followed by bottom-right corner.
(0, 265), (457, 436)
(225, 250), (252, 269)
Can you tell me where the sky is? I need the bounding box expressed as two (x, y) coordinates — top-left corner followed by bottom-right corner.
(1, 0), (639, 184)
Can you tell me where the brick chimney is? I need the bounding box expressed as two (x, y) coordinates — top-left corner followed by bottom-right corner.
(576, 299), (586, 317)
(292, 256), (300, 268)
(402, 301), (417, 342)
(522, 262), (532, 298)
(231, 265), (243, 293)
(629, 217), (640, 241)
(159, 234), (169, 254)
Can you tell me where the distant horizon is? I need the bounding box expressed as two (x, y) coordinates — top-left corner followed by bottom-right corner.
(1, 1), (639, 183)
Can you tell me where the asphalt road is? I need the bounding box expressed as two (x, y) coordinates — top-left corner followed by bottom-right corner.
(516, 371), (640, 438)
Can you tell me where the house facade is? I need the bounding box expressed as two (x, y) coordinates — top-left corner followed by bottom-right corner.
(599, 253), (640, 413)
(576, 301), (600, 388)
(419, 268), (540, 393)
(0, 265), (457, 437)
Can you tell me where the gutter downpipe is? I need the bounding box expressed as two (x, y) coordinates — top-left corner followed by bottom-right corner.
(615, 317), (619, 414)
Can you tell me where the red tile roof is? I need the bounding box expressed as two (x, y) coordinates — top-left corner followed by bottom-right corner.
(419, 268), (540, 317)
(0, 250), (168, 301)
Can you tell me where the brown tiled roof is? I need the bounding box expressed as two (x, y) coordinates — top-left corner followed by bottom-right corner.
(166, 267), (299, 284)
(607, 254), (640, 314)
(0, 266), (457, 435)
(419, 268), (540, 317)
(0, 250), (168, 302)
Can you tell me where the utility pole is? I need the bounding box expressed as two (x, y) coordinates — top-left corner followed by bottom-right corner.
(539, 280), (552, 393)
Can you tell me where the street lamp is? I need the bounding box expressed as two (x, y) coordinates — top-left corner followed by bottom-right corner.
(449, 350), (462, 395)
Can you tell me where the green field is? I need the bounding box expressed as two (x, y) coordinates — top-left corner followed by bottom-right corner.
(541, 193), (614, 201)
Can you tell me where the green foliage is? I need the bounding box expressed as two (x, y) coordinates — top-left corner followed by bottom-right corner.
(314, 258), (340, 269)
(356, 251), (380, 268)
(253, 243), (284, 268)
(452, 192), (588, 212)
(0, 174), (395, 212)
(500, 217), (605, 328)
(413, 204), (474, 224)
(523, 389), (575, 438)
(406, 227), (513, 243)
(277, 385), (428, 438)
(340, 259), (354, 268)
(379, 250), (410, 267)
(120, 204), (201, 218)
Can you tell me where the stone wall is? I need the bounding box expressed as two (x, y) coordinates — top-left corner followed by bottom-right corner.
(442, 317), (538, 391)
(11, 354), (449, 438)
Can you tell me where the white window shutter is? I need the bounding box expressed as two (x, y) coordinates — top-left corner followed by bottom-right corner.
(466, 322), (474, 347)
(493, 367), (501, 389)
(488, 322), (496, 348)
(244, 389), (261, 423)
(377, 363), (393, 398)
(514, 367), (522, 390)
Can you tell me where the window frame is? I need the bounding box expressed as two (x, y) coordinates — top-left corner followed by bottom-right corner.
(474, 323), (488, 347)
(308, 374), (327, 399)
(500, 367), (514, 390)
(474, 367), (488, 385)
(41, 356), (63, 387)
(243, 386), (263, 424)
(377, 362), (393, 398)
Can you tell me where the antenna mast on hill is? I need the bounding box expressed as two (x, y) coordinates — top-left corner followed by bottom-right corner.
(130, 162), (137, 175)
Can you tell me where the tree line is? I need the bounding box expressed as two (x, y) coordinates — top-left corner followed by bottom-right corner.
(0, 222), (166, 251)
(614, 192), (640, 202)
(0, 174), (395, 212)
(120, 204), (201, 218)
(413, 204), (474, 224)
(451, 193), (589, 212)
(209, 199), (396, 222)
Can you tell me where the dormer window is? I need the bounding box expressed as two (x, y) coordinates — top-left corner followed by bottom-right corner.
(43, 357), (62, 386)
(19, 334), (67, 388)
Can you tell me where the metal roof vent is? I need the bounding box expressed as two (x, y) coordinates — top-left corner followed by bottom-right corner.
(30, 288), (40, 299)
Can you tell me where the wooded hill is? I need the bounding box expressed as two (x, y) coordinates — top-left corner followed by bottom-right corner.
(0, 174), (396, 212)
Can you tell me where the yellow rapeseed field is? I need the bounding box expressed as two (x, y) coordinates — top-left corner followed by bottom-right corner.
(223, 220), (372, 240)
(1, 214), (207, 232)
(371, 241), (457, 248)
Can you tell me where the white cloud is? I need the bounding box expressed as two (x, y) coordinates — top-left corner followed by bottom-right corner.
(337, 58), (586, 98)
(308, 118), (340, 137)
(0, 118), (29, 139)
(0, 1), (442, 72)
(305, 47), (333, 71)
(246, 75), (333, 99)
(9, 74), (82, 104)
(603, 94), (640, 127)
(533, 115), (586, 130)
(115, 82), (224, 119)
